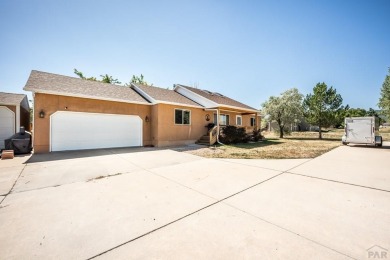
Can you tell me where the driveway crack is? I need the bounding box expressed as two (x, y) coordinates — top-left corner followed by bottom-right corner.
(222, 201), (356, 259)
(286, 172), (390, 193)
(87, 155), (315, 259)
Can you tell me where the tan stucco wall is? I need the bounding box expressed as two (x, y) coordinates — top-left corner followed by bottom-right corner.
(152, 104), (209, 147)
(33, 93), (152, 153)
(215, 110), (261, 132)
(32, 93), (260, 152)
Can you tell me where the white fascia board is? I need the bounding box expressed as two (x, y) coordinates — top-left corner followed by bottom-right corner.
(130, 83), (157, 104)
(174, 85), (218, 108)
(155, 100), (203, 109)
(174, 85), (259, 113)
(217, 104), (260, 113)
(23, 88), (152, 106)
(130, 84), (202, 108)
(218, 108), (257, 114)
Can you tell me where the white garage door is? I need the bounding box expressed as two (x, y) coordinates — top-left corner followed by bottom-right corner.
(51, 111), (142, 152)
(0, 106), (15, 149)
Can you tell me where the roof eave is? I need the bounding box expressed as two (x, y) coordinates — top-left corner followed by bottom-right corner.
(24, 87), (152, 106)
(211, 105), (260, 114)
(174, 84), (219, 108)
(154, 100), (204, 108)
(174, 84), (259, 113)
(130, 83), (157, 104)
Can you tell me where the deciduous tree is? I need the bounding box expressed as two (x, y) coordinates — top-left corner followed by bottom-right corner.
(74, 69), (121, 84)
(262, 88), (304, 138)
(126, 74), (151, 86)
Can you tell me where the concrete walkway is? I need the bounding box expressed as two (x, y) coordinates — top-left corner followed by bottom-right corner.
(0, 143), (389, 259)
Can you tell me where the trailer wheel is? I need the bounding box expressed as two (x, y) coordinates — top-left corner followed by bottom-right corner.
(375, 136), (383, 147)
(342, 142), (347, 145)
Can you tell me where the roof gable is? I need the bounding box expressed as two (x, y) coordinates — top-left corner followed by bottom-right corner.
(131, 83), (202, 107)
(24, 70), (150, 105)
(0, 92), (28, 108)
(174, 84), (259, 112)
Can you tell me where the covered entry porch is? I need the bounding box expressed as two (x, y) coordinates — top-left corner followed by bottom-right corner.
(198, 107), (261, 145)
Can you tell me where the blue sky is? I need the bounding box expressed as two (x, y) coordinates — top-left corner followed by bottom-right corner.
(0, 0), (389, 110)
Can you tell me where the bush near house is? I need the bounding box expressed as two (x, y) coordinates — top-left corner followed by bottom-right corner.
(252, 129), (263, 142)
(220, 125), (249, 144)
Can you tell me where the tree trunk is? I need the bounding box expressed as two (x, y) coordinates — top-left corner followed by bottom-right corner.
(318, 125), (322, 139)
(279, 125), (284, 138)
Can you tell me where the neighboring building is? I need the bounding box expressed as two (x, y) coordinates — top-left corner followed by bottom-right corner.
(0, 92), (30, 149)
(24, 70), (260, 153)
(267, 119), (312, 132)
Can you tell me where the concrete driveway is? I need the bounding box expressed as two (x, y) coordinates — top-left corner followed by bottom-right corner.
(0, 144), (389, 259)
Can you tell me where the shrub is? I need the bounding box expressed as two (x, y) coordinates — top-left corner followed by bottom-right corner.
(252, 129), (263, 142)
(206, 123), (215, 131)
(220, 126), (249, 144)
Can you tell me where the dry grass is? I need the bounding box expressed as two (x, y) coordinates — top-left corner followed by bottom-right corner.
(186, 128), (390, 159)
(379, 127), (390, 141)
(186, 130), (343, 159)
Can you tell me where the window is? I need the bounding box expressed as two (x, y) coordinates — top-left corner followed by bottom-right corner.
(220, 114), (230, 125)
(213, 113), (230, 125)
(250, 118), (256, 127)
(236, 115), (242, 126)
(175, 109), (190, 125)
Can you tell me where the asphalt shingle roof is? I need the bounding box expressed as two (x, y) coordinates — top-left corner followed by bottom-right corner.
(132, 83), (201, 107)
(24, 70), (150, 104)
(176, 84), (258, 111)
(0, 92), (26, 105)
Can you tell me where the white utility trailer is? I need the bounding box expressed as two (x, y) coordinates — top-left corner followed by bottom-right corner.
(342, 117), (382, 147)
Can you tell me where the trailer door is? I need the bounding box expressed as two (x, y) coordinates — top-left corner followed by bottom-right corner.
(346, 118), (373, 144)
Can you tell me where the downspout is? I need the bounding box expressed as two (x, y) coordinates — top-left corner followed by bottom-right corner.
(204, 108), (224, 145)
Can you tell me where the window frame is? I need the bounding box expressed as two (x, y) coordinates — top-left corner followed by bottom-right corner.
(236, 115), (242, 126)
(250, 117), (256, 127)
(213, 113), (230, 126)
(174, 108), (191, 125)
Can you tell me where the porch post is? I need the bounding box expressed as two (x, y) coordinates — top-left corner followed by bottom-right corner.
(254, 113), (258, 131)
(217, 109), (220, 135)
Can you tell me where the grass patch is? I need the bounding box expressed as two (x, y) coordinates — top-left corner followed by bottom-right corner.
(187, 131), (342, 159)
(187, 128), (389, 159)
(379, 128), (390, 141)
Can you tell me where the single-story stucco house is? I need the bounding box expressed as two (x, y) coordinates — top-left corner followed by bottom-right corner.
(0, 92), (30, 149)
(24, 70), (260, 153)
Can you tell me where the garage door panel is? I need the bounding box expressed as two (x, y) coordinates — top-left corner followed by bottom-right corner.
(51, 112), (142, 151)
(0, 107), (15, 149)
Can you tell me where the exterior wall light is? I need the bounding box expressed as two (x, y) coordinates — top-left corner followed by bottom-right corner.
(39, 110), (45, 118)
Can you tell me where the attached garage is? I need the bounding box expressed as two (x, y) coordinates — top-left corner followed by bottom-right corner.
(50, 111), (142, 152)
(0, 92), (30, 150)
(0, 107), (15, 149)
